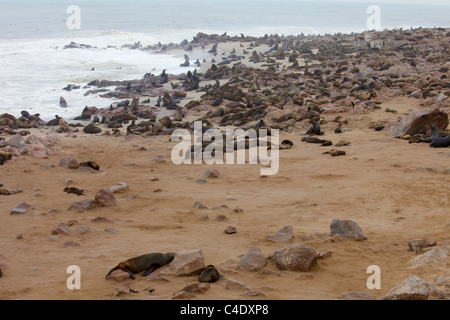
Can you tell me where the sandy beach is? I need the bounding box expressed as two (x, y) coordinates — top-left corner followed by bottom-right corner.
(1, 28), (449, 301)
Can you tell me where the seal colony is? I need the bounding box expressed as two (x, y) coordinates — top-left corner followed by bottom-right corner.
(0, 27), (449, 300)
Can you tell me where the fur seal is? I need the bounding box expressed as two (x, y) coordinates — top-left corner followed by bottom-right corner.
(301, 137), (327, 144)
(335, 140), (351, 147)
(0, 188), (11, 195)
(430, 135), (450, 148)
(105, 252), (175, 280)
(64, 187), (85, 196)
(306, 120), (324, 135)
(323, 149), (346, 156)
(0, 152), (12, 165)
(79, 161), (100, 170)
(198, 265), (220, 283)
(428, 124), (450, 148)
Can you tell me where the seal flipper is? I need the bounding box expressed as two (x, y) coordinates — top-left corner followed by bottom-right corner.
(141, 264), (159, 277)
(122, 267), (136, 280)
(105, 265), (120, 279)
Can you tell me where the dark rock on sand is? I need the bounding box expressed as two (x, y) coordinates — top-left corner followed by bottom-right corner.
(330, 219), (367, 240)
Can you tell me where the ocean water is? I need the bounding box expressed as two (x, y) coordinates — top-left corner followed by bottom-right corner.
(0, 0), (449, 121)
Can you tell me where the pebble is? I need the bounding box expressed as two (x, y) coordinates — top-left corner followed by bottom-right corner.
(224, 226), (237, 234)
(10, 208), (27, 215)
(193, 201), (207, 209)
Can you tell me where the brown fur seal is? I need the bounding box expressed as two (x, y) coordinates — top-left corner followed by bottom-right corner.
(301, 137), (328, 144)
(79, 160), (100, 170)
(323, 149), (346, 156)
(0, 152), (12, 165)
(0, 188), (11, 195)
(198, 265), (220, 283)
(64, 187), (85, 196)
(105, 252), (175, 280)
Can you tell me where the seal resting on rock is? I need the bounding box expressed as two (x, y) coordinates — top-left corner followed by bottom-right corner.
(105, 252), (175, 280)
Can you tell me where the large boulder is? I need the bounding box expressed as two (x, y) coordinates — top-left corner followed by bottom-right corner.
(330, 219), (367, 240)
(59, 156), (79, 169)
(268, 243), (320, 272)
(381, 275), (430, 300)
(160, 249), (205, 276)
(95, 189), (117, 207)
(388, 108), (448, 137)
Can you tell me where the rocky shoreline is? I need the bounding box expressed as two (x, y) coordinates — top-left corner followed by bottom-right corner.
(2, 28), (450, 135)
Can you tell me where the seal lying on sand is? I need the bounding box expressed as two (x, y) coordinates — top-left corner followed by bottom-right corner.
(79, 160), (100, 170)
(430, 135), (450, 148)
(0, 152), (12, 165)
(105, 252), (175, 280)
(428, 124), (450, 148)
(64, 187), (85, 196)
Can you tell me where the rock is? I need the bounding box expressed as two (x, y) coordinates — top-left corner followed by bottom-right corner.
(215, 213), (228, 221)
(237, 246), (267, 271)
(408, 238), (437, 253)
(109, 182), (129, 193)
(95, 188), (117, 207)
(68, 198), (97, 211)
(429, 275), (450, 300)
(342, 291), (376, 300)
(161, 249), (205, 276)
(381, 275), (430, 300)
(51, 222), (72, 235)
(241, 290), (265, 297)
(226, 278), (252, 291)
(74, 225), (91, 235)
(224, 226), (237, 234)
(266, 225), (293, 243)
(172, 282), (210, 299)
(330, 219), (367, 240)
(268, 243), (320, 272)
(388, 108), (449, 137)
(15, 201), (33, 211)
(193, 201), (207, 209)
(10, 208), (27, 215)
(109, 270), (131, 281)
(408, 246), (450, 269)
(31, 145), (49, 159)
(203, 169), (221, 178)
(410, 89), (423, 99)
(91, 217), (114, 223)
(59, 156), (79, 169)
(63, 241), (80, 247)
(8, 135), (24, 148)
(83, 123), (102, 134)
